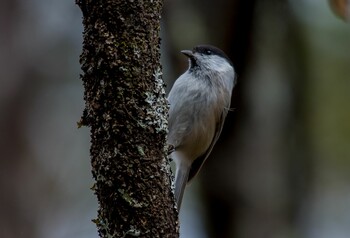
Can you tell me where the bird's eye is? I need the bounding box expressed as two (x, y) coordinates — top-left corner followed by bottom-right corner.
(206, 50), (212, 55)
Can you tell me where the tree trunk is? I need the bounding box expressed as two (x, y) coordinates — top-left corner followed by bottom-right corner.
(76, 0), (178, 237)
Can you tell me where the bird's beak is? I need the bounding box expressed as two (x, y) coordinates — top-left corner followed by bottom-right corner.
(181, 50), (194, 58)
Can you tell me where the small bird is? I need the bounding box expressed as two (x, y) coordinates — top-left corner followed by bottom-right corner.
(167, 45), (236, 210)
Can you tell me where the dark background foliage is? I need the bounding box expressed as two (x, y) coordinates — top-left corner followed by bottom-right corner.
(0, 0), (349, 237)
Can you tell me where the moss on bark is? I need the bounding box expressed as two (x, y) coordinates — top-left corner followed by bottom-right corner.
(76, 0), (178, 237)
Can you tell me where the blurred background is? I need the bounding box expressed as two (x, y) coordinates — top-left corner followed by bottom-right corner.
(0, 0), (349, 237)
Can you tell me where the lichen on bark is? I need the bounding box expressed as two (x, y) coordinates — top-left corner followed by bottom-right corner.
(76, 0), (178, 237)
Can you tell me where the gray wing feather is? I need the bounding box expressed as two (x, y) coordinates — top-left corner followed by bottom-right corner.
(187, 106), (229, 182)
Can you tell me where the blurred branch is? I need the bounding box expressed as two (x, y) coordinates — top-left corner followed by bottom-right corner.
(76, 0), (178, 237)
(329, 0), (350, 21)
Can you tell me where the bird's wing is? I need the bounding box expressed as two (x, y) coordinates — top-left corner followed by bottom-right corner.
(187, 106), (230, 182)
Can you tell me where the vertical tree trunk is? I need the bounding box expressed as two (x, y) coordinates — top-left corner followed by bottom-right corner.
(76, 0), (178, 237)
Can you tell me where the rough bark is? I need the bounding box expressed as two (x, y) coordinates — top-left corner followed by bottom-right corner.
(76, 0), (178, 237)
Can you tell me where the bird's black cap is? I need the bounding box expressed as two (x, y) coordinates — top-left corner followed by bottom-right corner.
(192, 44), (233, 66)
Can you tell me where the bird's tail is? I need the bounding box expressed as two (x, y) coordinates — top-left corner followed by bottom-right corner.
(174, 160), (190, 211)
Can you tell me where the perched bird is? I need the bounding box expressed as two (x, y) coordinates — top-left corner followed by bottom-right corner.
(167, 45), (236, 210)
